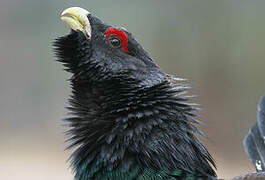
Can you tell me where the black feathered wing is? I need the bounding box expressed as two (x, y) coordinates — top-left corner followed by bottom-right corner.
(244, 95), (265, 172)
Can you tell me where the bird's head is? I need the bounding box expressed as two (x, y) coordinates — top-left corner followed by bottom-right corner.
(54, 7), (165, 87)
(53, 8), (217, 179)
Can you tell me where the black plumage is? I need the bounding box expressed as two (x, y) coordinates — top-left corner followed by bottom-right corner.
(54, 11), (216, 179)
(244, 95), (265, 172)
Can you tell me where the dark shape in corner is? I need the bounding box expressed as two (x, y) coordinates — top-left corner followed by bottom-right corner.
(244, 95), (265, 172)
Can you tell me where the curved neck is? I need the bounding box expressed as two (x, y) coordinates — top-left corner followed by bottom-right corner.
(67, 78), (216, 179)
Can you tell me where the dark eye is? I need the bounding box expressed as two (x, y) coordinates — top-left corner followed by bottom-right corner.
(109, 36), (122, 48)
(105, 29), (129, 53)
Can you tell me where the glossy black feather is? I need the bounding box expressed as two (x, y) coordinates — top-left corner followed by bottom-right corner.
(53, 14), (216, 180)
(244, 95), (265, 172)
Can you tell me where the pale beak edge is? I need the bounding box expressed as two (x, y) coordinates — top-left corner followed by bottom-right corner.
(60, 7), (91, 39)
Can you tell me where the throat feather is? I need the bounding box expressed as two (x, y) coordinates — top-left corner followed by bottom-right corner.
(66, 79), (216, 178)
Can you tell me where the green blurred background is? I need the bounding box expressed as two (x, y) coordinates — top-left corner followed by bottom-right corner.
(1, 0), (265, 179)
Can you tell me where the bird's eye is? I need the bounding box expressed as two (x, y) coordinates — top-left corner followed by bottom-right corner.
(109, 36), (122, 48)
(105, 28), (129, 53)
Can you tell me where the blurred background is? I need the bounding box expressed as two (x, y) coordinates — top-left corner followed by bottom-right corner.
(1, 0), (265, 179)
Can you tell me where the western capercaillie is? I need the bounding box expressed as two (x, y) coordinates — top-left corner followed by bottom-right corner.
(229, 95), (265, 180)
(53, 7), (265, 180)
(243, 95), (265, 172)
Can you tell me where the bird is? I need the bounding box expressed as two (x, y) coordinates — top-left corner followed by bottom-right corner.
(226, 95), (265, 180)
(241, 95), (265, 179)
(53, 7), (265, 180)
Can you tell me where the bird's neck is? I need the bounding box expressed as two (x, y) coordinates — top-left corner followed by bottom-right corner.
(67, 78), (216, 179)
